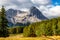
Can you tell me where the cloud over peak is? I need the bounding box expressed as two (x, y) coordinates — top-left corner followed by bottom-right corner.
(0, 0), (60, 18)
(31, 0), (51, 5)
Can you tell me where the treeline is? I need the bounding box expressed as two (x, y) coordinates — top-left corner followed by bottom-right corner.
(8, 26), (24, 34)
(23, 17), (60, 37)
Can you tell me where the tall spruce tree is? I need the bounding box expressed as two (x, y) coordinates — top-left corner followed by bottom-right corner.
(0, 6), (9, 37)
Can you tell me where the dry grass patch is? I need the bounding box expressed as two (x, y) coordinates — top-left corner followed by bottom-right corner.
(0, 35), (60, 40)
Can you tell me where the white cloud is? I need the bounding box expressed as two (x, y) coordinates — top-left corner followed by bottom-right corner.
(17, 0), (29, 3)
(0, 0), (8, 5)
(6, 5), (18, 10)
(38, 5), (60, 18)
(31, 0), (60, 18)
(49, 6), (60, 16)
(1, 0), (60, 19)
(31, 0), (51, 5)
(0, 0), (33, 10)
(20, 8), (29, 11)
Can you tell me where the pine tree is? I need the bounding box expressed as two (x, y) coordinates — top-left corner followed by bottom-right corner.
(0, 6), (9, 37)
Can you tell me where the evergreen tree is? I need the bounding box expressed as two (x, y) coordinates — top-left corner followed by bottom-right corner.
(0, 6), (9, 37)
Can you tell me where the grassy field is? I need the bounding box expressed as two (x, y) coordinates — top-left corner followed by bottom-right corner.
(0, 34), (60, 40)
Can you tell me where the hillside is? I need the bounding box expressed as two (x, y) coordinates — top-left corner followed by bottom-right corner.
(23, 17), (60, 37)
(7, 17), (60, 37)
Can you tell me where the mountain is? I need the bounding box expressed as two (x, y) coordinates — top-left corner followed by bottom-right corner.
(6, 9), (30, 26)
(30, 6), (47, 20)
(6, 6), (48, 26)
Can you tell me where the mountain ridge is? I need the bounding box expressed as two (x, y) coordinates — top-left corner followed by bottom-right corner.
(6, 6), (48, 26)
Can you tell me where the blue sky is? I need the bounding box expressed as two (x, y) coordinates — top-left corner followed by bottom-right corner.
(52, 0), (60, 6)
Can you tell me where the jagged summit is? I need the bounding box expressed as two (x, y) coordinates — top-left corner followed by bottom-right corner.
(6, 7), (48, 26)
(30, 6), (47, 20)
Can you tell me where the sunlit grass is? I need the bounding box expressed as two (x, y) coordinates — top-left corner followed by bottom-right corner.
(0, 35), (60, 40)
(0, 34), (60, 40)
(0, 37), (51, 40)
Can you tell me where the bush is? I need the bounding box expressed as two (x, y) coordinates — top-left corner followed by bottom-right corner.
(23, 25), (37, 37)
